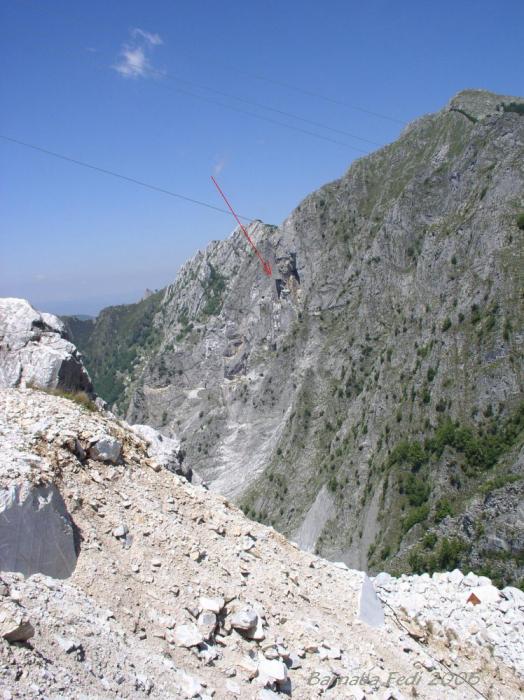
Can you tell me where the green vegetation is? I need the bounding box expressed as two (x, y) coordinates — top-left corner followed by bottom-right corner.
(426, 403), (524, 475)
(409, 537), (467, 574)
(477, 554), (524, 590)
(379, 401), (524, 550)
(29, 386), (97, 412)
(402, 504), (430, 533)
(434, 497), (453, 522)
(502, 102), (524, 116)
(517, 212), (524, 230)
(201, 264), (227, 316)
(388, 439), (431, 533)
(422, 532), (437, 549)
(480, 473), (522, 495)
(388, 440), (425, 471)
(400, 472), (430, 506)
(175, 312), (194, 342)
(61, 315), (95, 348)
(450, 107), (477, 123)
(328, 476), (338, 492)
(470, 303), (481, 324)
(410, 531), (524, 589)
(63, 290), (163, 408)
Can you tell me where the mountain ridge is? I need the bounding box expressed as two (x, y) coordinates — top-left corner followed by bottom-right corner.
(63, 88), (524, 587)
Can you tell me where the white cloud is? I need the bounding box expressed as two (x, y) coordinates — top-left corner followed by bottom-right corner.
(213, 155), (227, 176)
(115, 47), (147, 78)
(113, 28), (163, 79)
(132, 28), (163, 46)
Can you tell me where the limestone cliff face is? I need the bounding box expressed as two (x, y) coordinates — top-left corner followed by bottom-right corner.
(67, 90), (524, 585)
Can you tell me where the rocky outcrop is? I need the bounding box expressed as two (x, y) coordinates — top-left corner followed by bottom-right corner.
(66, 90), (524, 584)
(130, 423), (194, 481)
(0, 386), (523, 698)
(0, 298), (93, 394)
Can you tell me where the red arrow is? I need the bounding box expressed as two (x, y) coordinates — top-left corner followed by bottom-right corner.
(211, 176), (272, 276)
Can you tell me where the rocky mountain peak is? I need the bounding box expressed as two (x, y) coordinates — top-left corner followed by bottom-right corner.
(446, 88), (524, 121)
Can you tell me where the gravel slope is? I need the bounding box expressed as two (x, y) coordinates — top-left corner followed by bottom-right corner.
(0, 387), (523, 698)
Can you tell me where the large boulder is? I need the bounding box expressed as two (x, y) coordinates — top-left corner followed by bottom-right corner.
(0, 298), (93, 394)
(0, 481), (77, 579)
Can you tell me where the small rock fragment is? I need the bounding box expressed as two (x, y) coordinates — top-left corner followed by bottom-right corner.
(0, 603), (34, 642)
(198, 611), (217, 639)
(174, 623), (204, 648)
(258, 657), (288, 683)
(238, 654), (258, 679)
(230, 607), (258, 632)
(225, 680), (241, 696)
(88, 435), (121, 464)
(113, 524), (128, 539)
(175, 670), (203, 697)
(258, 690), (281, 700)
(54, 635), (78, 653)
(200, 596), (225, 614)
(135, 675), (154, 695)
(287, 652), (302, 669)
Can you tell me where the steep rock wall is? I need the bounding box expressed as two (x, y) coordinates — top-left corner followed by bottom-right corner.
(67, 90), (524, 584)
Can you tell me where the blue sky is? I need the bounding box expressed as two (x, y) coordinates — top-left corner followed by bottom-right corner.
(1, 0), (522, 315)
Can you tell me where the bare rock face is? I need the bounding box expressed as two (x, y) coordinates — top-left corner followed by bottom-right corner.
(0, 297), (93, 394)
(0, 481), (77, 579)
